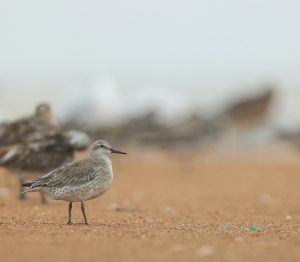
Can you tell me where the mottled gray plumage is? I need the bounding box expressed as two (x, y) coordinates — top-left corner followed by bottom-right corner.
(0, 103), (59, 146)
(22, 140), (126, 224)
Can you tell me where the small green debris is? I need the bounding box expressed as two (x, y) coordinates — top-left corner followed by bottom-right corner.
(217, 224), (231, 231)
(243, 225), (261, 232)
(221, 224), (231, 230)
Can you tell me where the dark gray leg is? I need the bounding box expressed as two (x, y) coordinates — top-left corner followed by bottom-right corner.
(67, 202), (73, 225)
(19, 177), (27, 200)
(80, 200), (89, 225)
(40, 193), (48, 204)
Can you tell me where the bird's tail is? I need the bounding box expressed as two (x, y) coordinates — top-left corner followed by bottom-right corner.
(21, 182), (34, 194)
(22, 182), (33, 187)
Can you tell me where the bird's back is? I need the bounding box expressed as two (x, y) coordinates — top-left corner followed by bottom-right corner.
(0, 115), (59, 146)
(25, 156), (113, 202)
(0, 134), (74, 172)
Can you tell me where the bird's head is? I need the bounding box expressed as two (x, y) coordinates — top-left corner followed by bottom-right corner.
(35, 103), (59, 129)
(35, 103), (51, 117)
(90, 140), (126, 158)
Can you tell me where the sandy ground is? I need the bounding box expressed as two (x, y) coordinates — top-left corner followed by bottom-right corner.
(1, 146), (300, 262)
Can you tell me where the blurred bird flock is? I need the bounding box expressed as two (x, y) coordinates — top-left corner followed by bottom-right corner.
(1, 85), (295, 151)
(0, 87), (269, 156)
(0, 85), (299, 202)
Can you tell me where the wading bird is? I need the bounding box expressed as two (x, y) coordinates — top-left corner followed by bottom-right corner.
(22, 140), (126, 224)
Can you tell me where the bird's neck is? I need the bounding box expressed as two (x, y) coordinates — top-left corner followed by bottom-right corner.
(91, 153), (111, 164)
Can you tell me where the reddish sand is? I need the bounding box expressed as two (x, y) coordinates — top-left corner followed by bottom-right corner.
(1, 147), (300, 262)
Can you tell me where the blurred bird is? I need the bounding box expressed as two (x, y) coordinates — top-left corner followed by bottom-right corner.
(0, 130), (91, 203)
(22, 140), (126, 224)
(0, 103), (60, 146)
(224, 89), (274, 127)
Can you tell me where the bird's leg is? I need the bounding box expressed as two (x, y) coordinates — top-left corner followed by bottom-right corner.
(80, 200), (89, 225)
(40, 193), (48, 204)
(67, 202), (73, 225)
(18, 177), (27, 200)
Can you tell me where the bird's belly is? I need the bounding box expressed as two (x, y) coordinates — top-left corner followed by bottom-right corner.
(45, 178), (112, 202)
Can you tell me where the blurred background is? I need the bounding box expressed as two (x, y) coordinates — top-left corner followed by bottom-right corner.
(1, 0), (300, 152)
(3, 2), (300, 261)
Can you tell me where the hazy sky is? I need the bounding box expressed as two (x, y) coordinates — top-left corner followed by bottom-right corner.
(1, 0), (300, 126)
(1, 0), (300, 82)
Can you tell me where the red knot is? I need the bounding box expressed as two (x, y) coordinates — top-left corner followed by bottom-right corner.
(0, 103), (60, 146)
(22, 140), (126, 225)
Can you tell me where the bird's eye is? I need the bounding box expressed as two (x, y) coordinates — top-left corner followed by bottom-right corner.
(100, 145), (104, 148)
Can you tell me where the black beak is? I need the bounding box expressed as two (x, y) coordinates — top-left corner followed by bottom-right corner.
(110, 148), (127, 154)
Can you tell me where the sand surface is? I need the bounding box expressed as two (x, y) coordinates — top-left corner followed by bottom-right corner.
(1, 147), (300, 262)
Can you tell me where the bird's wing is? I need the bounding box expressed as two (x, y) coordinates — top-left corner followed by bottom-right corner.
(0, 116), (60, 146)
(27, 159), (99, 190)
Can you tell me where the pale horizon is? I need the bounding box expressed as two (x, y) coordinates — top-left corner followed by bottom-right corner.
(1, 0), (300, 129)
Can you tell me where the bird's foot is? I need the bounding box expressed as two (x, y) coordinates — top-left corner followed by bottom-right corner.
(19, 194), (27, 201)
(66, 221), (73, 225)
(83, 220), (89, 225)
(40, 194), (48, 205)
